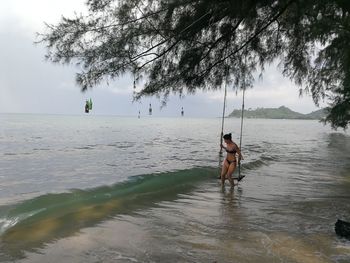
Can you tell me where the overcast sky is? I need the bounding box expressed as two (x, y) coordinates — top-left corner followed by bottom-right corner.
(0, 0), (325, 117)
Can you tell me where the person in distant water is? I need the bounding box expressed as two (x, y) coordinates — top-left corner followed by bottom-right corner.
(220, 133), (243, 187)
(149, 103), (152, 115)
(85, 100), (89, 113)
(181, 107), (184, 116)
(138, 110), (140, 119)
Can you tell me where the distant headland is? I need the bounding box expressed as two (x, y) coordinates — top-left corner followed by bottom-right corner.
(228, 106), (326, 120)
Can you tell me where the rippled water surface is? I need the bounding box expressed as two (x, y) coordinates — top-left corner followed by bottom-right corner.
(0, 113), (349, 262)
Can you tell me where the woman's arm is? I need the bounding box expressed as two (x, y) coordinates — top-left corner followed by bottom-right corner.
(234, 143), (244, 161)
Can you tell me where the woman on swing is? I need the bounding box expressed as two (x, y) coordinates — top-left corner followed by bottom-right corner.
(220, 133), (244, 187)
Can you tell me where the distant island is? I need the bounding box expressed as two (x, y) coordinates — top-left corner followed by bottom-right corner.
(228, 106), (326, 120)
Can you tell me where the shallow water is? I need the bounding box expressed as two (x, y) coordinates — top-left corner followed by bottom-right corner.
(0, 113), (349, 262)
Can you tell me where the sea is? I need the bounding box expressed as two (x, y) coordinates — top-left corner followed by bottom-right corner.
(0, 113), (349, 262)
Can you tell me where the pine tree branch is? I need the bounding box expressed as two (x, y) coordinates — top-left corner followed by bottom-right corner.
(196, 0), (297, 80)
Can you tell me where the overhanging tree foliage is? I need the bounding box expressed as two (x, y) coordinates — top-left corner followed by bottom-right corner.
(40, 0), (350, 129)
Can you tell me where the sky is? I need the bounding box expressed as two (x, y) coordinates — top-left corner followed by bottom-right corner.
(0, 0), (325, 117)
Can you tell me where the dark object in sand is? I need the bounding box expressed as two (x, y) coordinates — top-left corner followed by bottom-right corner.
(237, 175), (245, 182)
(335, 219), (350, 240)
(217, 175), (243, 181)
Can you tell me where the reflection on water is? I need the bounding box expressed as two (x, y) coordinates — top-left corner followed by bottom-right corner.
(14, 180), (350, 263)
(0, 168), (214, 260)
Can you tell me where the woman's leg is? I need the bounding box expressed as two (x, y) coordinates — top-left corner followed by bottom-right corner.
(226, 163), (237, 187)
(220, 160), (228, 186)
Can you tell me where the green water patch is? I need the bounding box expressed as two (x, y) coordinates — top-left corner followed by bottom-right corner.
(0, 167), (215, 259)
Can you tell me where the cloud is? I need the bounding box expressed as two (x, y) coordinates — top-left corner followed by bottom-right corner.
(0, 0), (324, 117)
(206, 63), (323, 114)
(0, 0), (87, 34)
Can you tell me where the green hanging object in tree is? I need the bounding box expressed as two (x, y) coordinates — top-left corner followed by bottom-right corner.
(89, 98), (93, 110)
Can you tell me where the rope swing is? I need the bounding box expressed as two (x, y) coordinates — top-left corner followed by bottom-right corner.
(238, 88), (245, 178)
(219, 80), (228, 153)
(219, 72), (246, 180)
(238, 43), (248, 179)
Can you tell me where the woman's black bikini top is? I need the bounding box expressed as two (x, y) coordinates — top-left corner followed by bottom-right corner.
(226, 148), (236, 154)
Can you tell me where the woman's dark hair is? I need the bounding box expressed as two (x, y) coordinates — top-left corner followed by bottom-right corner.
(223, 133), (232, 140)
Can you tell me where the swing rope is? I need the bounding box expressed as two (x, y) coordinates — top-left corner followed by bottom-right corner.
(219, 80), (228, 153)
(238, 88), (245, 178)
(238, 39), (248, 179)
